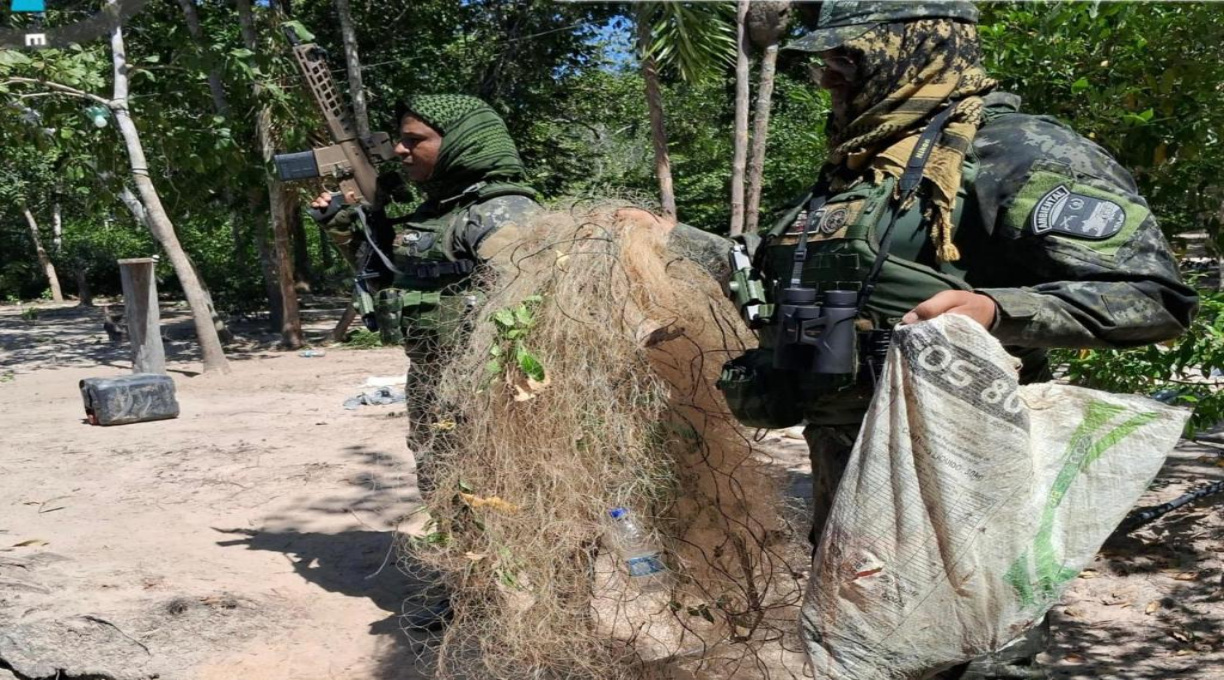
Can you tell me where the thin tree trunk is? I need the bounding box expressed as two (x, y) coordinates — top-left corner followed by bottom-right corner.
(237, 0), (302, 349)
(636, 14), (677, 223)
(331, 306), (357, 343)
(289, 202), (313, 291)
(21, 205), (64, 302)
(117, 184), (232, 343)
(729, 0), (751, 237)
(75, 268), (93, 307)
(108, 5), (230, 373)
(745, 43), (780, 235)
(253, 208), (285, 331)
(335, 0), (370, 138)
(176, 0), (229, 117)
(180, 0), (245, 279)
(1216, 201), (1223, 292)
(318, 223), (334, 271)
(51, 200), (62, 253)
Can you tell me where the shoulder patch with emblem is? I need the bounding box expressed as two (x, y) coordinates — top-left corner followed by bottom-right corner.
(1003, 163), (1151, 258)
(1031, 185), (1126, 240)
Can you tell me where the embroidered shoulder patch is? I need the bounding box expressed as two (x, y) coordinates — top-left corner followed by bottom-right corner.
(1003, 165), (1150, 258)
(1031, 185), (1126, 240)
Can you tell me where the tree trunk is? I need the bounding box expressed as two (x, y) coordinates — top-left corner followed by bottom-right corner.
(272, 183), (303, 346)
(729, 0), (751, 237)
(1216, 213), (1224, 294)
(1217, 253), (1223, 293)
(745, 43), (780, 235)
(335, 0), (370, 138)
(289, 202), (313, 291)
(118, 258), (167, 375)
(318, 223), (334, 271)
(117, 184), (233, 343)
(108, 2), (230, 374)
(253, 209), (285, 332)
(21, 205), (64, 302)
(176, 0), (229, 117)
(636, 13), (677, 223)
(331, 305), (357, 343)
(51, 200), (63, 253)
(76, 268), (93, 307)
(237, 0), (302, 349)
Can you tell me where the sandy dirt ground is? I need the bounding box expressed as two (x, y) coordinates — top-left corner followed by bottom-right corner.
(0, 301), (1221, 679)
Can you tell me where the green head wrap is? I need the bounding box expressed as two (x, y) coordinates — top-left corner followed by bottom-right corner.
(400, 94), (527, 200)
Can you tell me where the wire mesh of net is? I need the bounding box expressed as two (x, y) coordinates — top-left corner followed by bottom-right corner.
(398, 203), (811, 679)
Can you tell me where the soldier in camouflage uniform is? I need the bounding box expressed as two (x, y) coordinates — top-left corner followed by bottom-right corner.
(314, 94), (539, 485)
(721, 1), (1197, 677)
(314, 94), (539, 629)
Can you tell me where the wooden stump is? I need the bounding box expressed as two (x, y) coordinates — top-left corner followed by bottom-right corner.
(118, 258), (167, 374)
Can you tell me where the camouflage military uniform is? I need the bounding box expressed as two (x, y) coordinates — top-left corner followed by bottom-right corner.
(386, 95), (541, 496)
(328, 95), (540, 495)
(740, 2), (1198, 678)
(394, 186), (539, 495)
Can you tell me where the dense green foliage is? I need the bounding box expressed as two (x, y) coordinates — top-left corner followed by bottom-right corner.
(980, 2), (1224, 434)
(1, 1), (1220, 427)
(1053, 287), (1224, 435)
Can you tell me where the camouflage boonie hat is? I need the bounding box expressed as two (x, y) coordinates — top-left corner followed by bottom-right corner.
(785, 0), (980, 53)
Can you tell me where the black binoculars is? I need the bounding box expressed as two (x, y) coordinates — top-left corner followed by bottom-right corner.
(772, 287), (859, 375)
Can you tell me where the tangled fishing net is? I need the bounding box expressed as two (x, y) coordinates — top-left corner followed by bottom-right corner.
(404, 204), (809, 679)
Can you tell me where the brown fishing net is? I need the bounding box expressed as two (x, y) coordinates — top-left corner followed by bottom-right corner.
(403, 204), (809, 679)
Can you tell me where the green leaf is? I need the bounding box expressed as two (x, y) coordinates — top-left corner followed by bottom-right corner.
(493, 308), (516, 329)
(230, 48), (255, 59)
(1071, 77), (1090, 94)
(513, 305), (534, 327)
(0, 50), (32, 67)
(515, 346), (546, 382)
(485, 358), (502, 375)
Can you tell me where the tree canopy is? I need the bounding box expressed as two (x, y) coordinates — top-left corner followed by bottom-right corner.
(1, 1), (1220, 391)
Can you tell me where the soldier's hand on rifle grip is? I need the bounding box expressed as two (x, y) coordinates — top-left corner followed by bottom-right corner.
(307, 190), (358, 224)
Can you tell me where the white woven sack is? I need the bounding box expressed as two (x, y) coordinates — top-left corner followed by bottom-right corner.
(803, 314), (1189, 679)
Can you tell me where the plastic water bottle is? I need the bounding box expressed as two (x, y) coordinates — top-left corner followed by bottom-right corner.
(607, 507), (668, 590)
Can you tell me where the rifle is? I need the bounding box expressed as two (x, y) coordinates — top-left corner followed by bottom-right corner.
(274, 20), (398, 331)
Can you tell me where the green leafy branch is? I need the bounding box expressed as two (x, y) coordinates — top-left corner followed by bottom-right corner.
(486, 294), (546, 383)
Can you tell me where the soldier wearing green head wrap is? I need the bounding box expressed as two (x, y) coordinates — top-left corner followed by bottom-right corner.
(312, 94), (539, 630)
(715, 1), (1197, 677)
(312, 94), (538, 356)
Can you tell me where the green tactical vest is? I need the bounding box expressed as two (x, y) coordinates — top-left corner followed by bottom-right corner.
(374, 182), (536, 348)
(719, 98), (1056, 428)
(743, 105), (1016, 426)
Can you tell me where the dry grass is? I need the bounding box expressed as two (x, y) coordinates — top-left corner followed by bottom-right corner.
(406, 203), (807, 679)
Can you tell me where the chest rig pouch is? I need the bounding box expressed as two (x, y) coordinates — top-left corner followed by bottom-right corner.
(375, 189), (482, 347)
(719, 106), (972, 428)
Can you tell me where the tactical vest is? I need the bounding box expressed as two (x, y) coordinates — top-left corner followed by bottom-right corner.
(723, 105), (1019, 428)
(374, 182), (537, 349)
